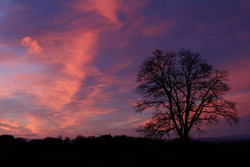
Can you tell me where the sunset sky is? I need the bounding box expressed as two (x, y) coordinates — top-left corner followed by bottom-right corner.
(0, 0), (249, 139)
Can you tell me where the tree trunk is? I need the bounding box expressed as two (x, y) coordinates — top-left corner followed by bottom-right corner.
(181, 134), (190, 144)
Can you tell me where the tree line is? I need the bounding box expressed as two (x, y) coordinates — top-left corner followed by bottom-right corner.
(0, 134), (249, 167)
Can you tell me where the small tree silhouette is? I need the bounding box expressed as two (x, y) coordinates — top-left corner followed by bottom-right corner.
(135, 49), (239, 142)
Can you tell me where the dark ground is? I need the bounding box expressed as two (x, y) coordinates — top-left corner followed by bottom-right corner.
(0, 134), (249, 167)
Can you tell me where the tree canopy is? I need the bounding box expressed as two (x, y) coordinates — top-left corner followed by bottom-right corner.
(135, 49), (239, 142)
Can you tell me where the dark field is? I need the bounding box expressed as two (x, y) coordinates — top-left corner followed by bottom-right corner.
(0, 134), (249, 167)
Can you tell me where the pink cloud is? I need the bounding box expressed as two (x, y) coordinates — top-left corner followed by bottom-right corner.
(223, 58), (250, 117)
(1, 0), (249, 139)
(130, 119), (150, 128)
(142, 22), (171, 37)
(2, 0), (141, 137)
(20, 36), (43, 54)
(18, 29), (100, 110)
(228, 92), (250, 116)
(72, 0), (121, 26)
(227, 59), (250, 93)
(0, 21), (107, 138)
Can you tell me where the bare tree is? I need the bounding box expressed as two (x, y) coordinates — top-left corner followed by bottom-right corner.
(135, 49), (239, 142)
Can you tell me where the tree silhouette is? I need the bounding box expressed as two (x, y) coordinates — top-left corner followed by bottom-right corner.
(135, 49), (239, 142)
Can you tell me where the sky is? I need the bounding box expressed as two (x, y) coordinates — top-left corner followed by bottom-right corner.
(0, 0), (249, 139)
